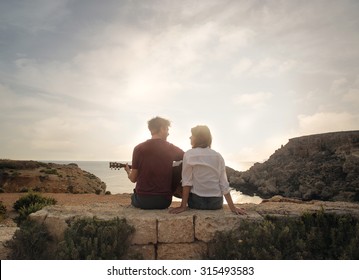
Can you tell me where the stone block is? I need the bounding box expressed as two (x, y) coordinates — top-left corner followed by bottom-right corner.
(194, 211), (242, 242)
(30, 206), (94, 242)
(42, 215), (69, 242)
(0, 227), (18, 260)
(158, 215), (194, 243)
(126, 217), (157, 245)
(127, 244), (156, 260)
(157, 242), (207, 260)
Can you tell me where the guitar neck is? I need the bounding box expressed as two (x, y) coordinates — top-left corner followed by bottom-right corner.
(109, 162), (132, 169)
(109, 161), (183, 198)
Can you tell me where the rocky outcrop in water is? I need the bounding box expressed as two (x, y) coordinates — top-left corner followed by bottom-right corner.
(0, 160), (106, 194)
(230, 131), (359, 202)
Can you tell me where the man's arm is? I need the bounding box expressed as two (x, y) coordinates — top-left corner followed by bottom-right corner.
(171, 143), (185, 161)
(125, 164), (138, 183)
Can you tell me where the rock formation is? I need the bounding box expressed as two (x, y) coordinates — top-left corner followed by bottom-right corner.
(0, 160), (106, 194)
(230, 131), (359, 202)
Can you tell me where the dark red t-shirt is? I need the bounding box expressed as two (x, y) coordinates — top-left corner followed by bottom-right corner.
(132, 139), (184, 197)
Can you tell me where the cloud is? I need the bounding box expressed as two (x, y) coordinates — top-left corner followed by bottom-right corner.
(233, 92), (273, 108)
(1, 0), (359, 165)
(330, 78), (348, 94)
(343, 89), (359, 104)
(231, 57), (297, 78)
(24, 116), (130, 160)
(332, 76), (359, 105)
(0, 0), (69, 33)
(0, 83), (15, 108)
(231, 58), (253, 76)
(298, 112), (359, 135)
(224, 130), (295, 170)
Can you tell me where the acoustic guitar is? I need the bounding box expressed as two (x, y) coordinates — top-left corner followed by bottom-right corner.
(109, 162), (183, 198)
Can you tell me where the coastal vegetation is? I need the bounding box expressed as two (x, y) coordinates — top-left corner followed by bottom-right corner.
(0, 201), (6, 222)
(6, 192), (135, 259)
(56, 217), (136, 260)
(40, 168), (60, 175)
(0, 159), (48, 170)
(0, 159), (106, 194)
(210, 211), (359, 259)
(6, 217), (136, 260)
(13, 192), (57, 224)
(5, 220), (52, 259)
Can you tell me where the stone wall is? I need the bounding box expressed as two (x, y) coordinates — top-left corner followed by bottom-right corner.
(28, 198), (359, 259)
(29, 204), (261, 259)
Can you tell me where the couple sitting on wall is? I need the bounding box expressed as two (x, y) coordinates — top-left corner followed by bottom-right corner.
(125, 116), (245, 215)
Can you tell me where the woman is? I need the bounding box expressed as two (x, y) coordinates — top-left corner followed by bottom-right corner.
(170, 125), (245, 215)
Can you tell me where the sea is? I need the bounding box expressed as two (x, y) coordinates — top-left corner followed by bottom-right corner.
(47, 161), (262, 204)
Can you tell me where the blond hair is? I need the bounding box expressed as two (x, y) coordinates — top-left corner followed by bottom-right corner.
(191, 125), (212, 148)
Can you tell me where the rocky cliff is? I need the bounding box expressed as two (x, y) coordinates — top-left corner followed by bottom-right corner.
(0, 160), (106, 194)
(230, 131), (359, 202)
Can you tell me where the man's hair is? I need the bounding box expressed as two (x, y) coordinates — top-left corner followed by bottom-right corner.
(191, 125), (212, 148)
(148, 116), (171, 134)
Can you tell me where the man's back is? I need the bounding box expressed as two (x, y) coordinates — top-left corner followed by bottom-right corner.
(133, 139), (183, 196)
(127, 116), (184, 209)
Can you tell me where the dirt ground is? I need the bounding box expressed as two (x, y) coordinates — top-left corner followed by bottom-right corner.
(0, 192), (183, 219)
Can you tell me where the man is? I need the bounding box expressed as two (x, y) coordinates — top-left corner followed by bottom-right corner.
(126, 116), (184, 209)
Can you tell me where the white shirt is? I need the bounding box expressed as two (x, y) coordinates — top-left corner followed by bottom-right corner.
(181, 147), (231, 197)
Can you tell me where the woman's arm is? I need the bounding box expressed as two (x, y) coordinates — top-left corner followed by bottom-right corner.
(169, 186), (191, 214)
(224, 192), (246, 215)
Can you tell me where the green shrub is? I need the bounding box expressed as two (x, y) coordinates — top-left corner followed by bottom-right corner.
(354, 191), (359, 202)
(67, 185), (74, 193)
(0, 201), (6, 221)
(5, 217), (137, 260)
(10, 171), (20, 177)
(16, 202), (50, 224)
(5, 220), (52, 259)
(13, 192), (57, 224)
(40, 168), (59, 175)
(0, 201), (6, 215)
(209, 211), (359, 260)
(56, 217), (136, 260)
(85, 172), (97, 180)
(13, 192), (57, 212)
(0, 160), (47, 170)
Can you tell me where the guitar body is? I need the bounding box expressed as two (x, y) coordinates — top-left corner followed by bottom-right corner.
(110, 162), (183, 198)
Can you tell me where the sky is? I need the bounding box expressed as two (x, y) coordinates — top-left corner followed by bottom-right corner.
(1, 0), (359, 171)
